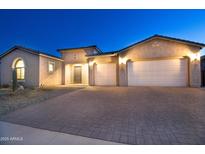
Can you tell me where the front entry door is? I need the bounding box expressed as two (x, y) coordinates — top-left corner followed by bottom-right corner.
(74, 66), (82, 83)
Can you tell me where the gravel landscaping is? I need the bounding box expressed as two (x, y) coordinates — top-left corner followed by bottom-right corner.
(0, 86), (82, 117)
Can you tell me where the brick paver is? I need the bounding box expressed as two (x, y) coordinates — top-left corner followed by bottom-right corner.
(1, 87), (205, 144)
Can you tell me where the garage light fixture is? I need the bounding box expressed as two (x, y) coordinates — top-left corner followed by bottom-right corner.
(189, 52), (200, 61)
(89, 60), (94, 66)
(119, 57), (127, 64)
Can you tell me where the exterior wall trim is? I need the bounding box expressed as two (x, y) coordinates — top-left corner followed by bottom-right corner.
(87, 53), (117, 58)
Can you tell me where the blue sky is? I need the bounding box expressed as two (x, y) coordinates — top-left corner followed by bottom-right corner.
(0, 9), (205, 57)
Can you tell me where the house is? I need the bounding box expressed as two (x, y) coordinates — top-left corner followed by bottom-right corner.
(0, 34), (204, 88)
(0, 46), (63, 87)
(201, 55), (205, 87)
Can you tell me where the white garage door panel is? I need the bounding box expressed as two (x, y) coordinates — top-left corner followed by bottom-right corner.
(128, 59), (188, 87)
(95, 63), (116, 86)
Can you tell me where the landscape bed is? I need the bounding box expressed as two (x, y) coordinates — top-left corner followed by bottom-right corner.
(0, 87), (81, 117)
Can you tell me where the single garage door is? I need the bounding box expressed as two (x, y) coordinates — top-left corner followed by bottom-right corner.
(128, 59), (188, 87)
(94, 63), (116, 86)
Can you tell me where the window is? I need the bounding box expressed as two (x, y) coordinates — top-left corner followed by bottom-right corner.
(48, 61), (55, 73)
(15, 59), (25, 80)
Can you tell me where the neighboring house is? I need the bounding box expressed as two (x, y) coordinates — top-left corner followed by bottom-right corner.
(0, 34), (205, 88)
(201, 55), (205, 87)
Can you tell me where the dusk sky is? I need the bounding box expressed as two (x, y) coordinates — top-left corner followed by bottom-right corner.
(0, 9), (205, 57)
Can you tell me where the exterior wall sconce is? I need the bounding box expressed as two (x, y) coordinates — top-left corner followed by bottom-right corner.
(89, 60), (94, 66)
(119, 57), (127, 64)
(189, 52), (200, 62)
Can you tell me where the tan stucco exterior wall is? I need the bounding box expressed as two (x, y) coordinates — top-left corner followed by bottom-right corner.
(118, 38), (202, 87)
(61, 49), (92, 85)
(64, 64), (88, 85)
(190, 60), (201, 87)
(89, 56), (117, 64)
(61, 49), (89, 64)
(39, 55), (63, 86)
(0, 49), (39, 87)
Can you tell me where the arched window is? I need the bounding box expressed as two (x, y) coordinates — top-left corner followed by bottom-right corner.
(14, 59), (25, 80)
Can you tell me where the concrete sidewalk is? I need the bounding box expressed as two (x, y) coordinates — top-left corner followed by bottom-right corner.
(0, 121), (120, 145)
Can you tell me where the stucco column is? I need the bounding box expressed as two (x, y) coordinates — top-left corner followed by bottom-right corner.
(119, 61), (128, 86)
(88, 63), (95, 86)
(61, 63), (65, 85)
(190, 60), (201, 87)
(116, 56), (119, 86)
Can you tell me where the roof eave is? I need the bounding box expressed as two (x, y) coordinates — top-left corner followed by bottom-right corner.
(154, 35), (205, 49)
(118, 35), (205, 53)
(0, 45), (62, 60)
(39, 54), (63, 61)
(57, 45), (102, 53)
(0, 46), (39, 58)
(86, 53), (118, 58)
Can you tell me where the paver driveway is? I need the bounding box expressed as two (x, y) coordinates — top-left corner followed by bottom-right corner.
(1, 87), (205, 144)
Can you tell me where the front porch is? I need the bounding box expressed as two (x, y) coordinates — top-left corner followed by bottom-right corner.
(64, 63), (89, 85)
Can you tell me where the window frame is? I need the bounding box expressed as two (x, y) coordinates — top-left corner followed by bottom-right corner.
(14, 59), (25, 81)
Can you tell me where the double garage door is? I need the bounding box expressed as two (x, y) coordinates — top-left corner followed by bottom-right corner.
(128, 59), (188, 87)
(94, 59), (188, 87)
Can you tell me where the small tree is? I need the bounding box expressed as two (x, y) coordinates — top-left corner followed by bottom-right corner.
(12, 69), (17, 91)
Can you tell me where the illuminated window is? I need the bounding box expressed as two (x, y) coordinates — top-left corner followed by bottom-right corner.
(48, 61), (55, 73)
(15, 59), (25, 80)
